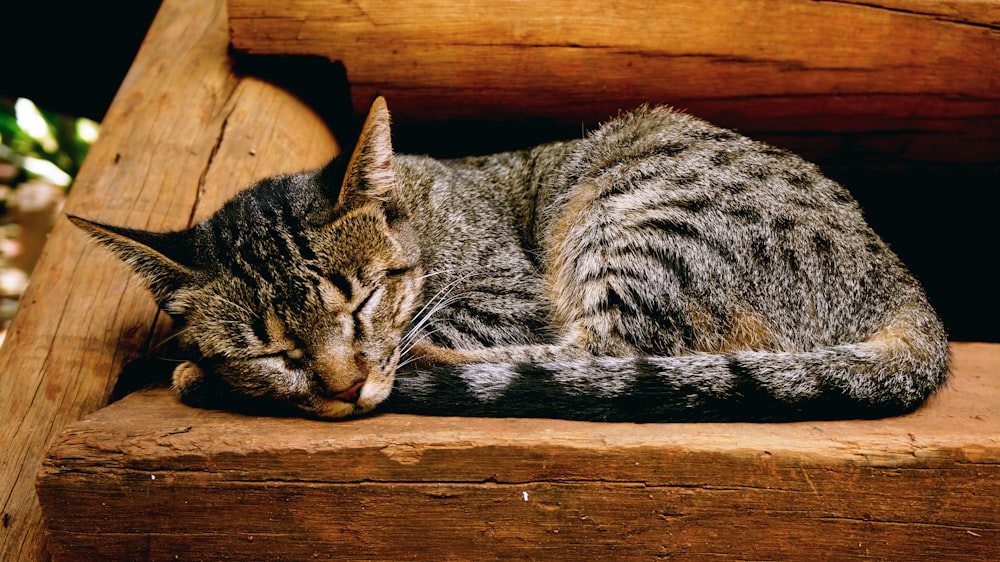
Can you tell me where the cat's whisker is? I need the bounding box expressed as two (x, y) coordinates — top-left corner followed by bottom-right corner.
(158, 357), (189, 364)
(416, 269), (453, 282)
(151, 319), (251, 353)
(402, 271), (488, 342)
(150, 324), (198, 352)
(211, 294), (256, 316)
(403, 291), (472, 344)
(398, 328), (443, 358)
(395, 357), (420, 371)
(409, 270), (478, 320)
(395, 338), (444, 372)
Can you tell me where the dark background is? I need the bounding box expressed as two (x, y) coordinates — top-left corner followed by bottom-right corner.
(4, 2), (995, 342)
(3, 3), (162, 121)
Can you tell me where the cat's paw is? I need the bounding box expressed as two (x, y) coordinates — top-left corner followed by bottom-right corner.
(171, 361), (208, 405)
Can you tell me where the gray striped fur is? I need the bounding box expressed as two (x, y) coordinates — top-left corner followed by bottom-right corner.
(72, 98), (948, 421)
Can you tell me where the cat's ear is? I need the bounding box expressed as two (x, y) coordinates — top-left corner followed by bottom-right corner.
(336, 95), (396, 205)
(68, 215), (197, 306)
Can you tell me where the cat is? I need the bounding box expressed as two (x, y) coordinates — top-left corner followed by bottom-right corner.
(70, 96), (949, 421)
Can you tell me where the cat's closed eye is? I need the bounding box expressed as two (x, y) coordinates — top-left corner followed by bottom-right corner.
(353, 289), (380, 335)
(72, 98), (948, 422)
(324, 271), (354, 301)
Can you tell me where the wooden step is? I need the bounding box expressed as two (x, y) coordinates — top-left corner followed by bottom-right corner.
(2, 0), (996, 559)
(36, 343), (1000, 559)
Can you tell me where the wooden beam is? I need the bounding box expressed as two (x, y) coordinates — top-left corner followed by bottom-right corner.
(228, 0), (1000, 164)
(6, 0), (998, 559)
(0, 0), (337, 559)
(37, 343), (1000, 560)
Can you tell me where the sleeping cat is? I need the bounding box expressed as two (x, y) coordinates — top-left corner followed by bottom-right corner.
(71, 97), (949, 421)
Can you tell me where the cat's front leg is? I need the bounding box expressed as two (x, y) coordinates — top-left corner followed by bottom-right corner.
(408, 343), (480, 367)
(406, 342), (587, 368)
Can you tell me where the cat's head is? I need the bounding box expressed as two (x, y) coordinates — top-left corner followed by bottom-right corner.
(71, 97), (424, 418)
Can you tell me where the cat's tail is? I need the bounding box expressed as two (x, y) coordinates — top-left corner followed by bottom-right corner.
(388, 319), (950, 421)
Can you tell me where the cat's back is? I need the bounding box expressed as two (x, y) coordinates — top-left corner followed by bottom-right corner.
(390, 105), (934, 352)
(542, 105), (926, 351)
(555, 105), (863, 228)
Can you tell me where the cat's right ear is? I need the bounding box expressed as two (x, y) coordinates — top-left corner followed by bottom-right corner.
(334, 95), (396, 206)
(68, 215), (197, 306)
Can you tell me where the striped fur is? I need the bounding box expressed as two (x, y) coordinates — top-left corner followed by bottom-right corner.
(73, 98), (949, 420)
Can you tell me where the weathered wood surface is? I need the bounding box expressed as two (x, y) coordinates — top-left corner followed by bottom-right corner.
(228, 0), (1000, 165)
(3, 0), (997, 559)
(36, 342), (1000, 560)
(0, 0), (338, 559)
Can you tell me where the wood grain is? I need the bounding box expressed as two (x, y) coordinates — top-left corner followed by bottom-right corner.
(36, 342), (1000, 560)
(228, 0), (1000, 164)
(4, 0), (998, 559)
(0, 0), (337, 560)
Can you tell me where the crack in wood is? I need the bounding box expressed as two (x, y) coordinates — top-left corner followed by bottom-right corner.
(817, 515), (996, 532)
(814, 0), (1000, 31)
(188, 90), (239, 229)
(440, 43), (896, 74)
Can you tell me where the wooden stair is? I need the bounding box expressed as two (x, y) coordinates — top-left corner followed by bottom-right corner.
(2, 0), (997, 559)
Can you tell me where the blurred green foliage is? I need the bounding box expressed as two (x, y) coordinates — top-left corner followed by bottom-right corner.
(1, 98), (99, 334)
(1, 96), (99, 191)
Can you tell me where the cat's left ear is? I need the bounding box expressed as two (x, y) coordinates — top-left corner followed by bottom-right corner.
(335, 96), (396, 206)
(68, 215), (198, 306)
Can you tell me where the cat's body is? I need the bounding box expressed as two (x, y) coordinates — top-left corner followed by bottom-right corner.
(72, 98), (949, 421)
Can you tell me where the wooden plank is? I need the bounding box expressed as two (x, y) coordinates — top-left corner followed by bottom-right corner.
(0, 0), (338, 559)
(5, 0), (996, 559)
(36, 479), (1000, 560)
(227, 0), (1000, 164)
(37, 343), (1000, 560)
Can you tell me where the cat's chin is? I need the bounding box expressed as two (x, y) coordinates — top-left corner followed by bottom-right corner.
(308, 380), (393, 419)
(310, 399), (367, 419)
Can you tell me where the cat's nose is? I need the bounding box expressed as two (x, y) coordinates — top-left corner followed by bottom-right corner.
(330, 381), (365, 403)
(311, 348), (368, 401)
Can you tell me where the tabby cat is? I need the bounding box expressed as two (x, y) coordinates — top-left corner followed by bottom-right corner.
(71, 97), (949, 421)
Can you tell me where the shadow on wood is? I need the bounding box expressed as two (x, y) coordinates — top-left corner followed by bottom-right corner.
(36, 344), (1000, 559)
(1, 0), (997, 560)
